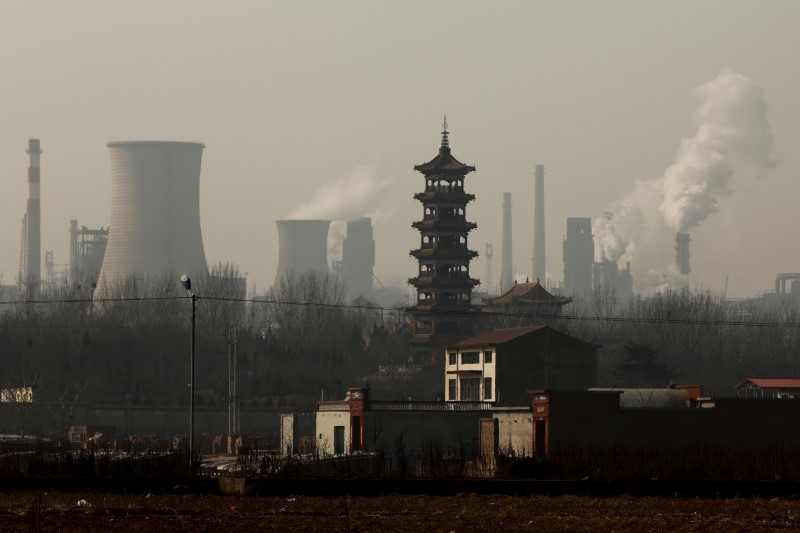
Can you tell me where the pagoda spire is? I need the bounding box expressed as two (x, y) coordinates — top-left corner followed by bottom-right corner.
(440, 114), (450, 152)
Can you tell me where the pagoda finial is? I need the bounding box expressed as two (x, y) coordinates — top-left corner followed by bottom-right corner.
(440, 114), (450, 151)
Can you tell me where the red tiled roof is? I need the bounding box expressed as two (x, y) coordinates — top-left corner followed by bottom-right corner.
(447, 326), (546, 349)
(734, 378), (800, 390)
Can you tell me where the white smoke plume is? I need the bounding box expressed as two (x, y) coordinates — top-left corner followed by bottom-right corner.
(659, 70), (776, 232)
(285, 165), (391, 221)
(286, 166), (391, 268)
(594, 70), (776, 292)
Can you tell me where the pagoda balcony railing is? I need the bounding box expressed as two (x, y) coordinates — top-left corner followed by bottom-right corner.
(409, 275), (479, 287)
(412, 219), (477, 231)
(411, 247), (479, 260)
(413, 243), (475, 252)
(414, 190), (475, 202)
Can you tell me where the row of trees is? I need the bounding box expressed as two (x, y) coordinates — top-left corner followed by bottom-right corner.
(565, 287), (800, 394)
(0, 265), (412, 438)
(3, 263), (800, 436)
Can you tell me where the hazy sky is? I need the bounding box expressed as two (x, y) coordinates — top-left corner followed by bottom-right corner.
(1, 1), (798, 298)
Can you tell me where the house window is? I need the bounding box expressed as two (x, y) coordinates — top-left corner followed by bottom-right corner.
(484, 377), (492, 400)
(460, 378), (481, 401)
(461, 351), (480, 364)
(448, 379), (457, 401)
(484, 350), (493, 364)
(448, 352), (457, 365)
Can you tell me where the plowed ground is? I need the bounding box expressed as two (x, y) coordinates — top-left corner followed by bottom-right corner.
(3, 491), (800, 532)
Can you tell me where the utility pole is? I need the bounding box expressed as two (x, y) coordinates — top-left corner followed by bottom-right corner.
(227, 325), (238, 454)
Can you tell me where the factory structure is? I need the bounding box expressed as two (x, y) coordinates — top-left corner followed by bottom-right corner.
(18, 139), (42, 295)
(532, 164), (546, 283)
(500, 192), (513, 293)
(69, 220), (109, 290)
(95, 141), (208, 295)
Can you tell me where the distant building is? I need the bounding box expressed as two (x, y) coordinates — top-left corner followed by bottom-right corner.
(735, 378), (800, 399)
(593, 259), (633, 298)
(444, 326), (599, 407)
(480, 280), (572, 328)
(562, 218), (594, 295)
(69, 220), (109, 290)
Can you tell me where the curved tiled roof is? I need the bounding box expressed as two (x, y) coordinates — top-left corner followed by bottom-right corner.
(414, 126), (475, 174)
(482, 280), (572, 306)
(414, 146), (476, 174)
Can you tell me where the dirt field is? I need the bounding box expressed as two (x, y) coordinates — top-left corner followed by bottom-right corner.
(2, 491), (800, 532)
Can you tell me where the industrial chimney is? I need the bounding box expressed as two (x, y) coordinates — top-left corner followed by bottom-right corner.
(21, 139), (42, 293)
(96, 141), (208, 293)
(675, 232), (691, 275)
(532, 164), (546, 283)
(274, 220), (332, 286)
(500, 192), (513, 292)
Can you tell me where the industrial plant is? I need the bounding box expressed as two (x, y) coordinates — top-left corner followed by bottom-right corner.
(2, 114), (799, 479)
(95, 141), (208, 295)
(18, 139), (42, 296)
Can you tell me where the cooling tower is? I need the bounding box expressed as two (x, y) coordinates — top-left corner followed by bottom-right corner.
(96, 141), (207, 291)
(274, 220), (331, 286)
(341, 217), (375, 298)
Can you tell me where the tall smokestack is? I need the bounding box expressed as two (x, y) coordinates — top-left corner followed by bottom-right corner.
(274, 219), (331, 286)
(500, 192), (513, 292)
(532, 164), (545, 283)
(675, 232), (691, 275)
(23, 139), (42, 291)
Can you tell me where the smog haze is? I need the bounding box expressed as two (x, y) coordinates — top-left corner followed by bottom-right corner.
(1, 1), (798, 298)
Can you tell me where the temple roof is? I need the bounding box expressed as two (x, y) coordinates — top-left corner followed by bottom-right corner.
(482, 279), (572, 306)
(414, 117), (476, 175)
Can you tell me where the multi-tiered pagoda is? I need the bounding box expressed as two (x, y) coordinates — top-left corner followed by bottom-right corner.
(409, 118), (479, 361)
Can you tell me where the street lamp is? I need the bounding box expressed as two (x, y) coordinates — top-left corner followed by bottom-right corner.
(180, 274), (196, 474)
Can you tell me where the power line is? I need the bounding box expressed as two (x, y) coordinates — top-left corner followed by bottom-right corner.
(1, 294), (800, 329)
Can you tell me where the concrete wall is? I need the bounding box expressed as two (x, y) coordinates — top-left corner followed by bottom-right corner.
(362, 410), (484, 457)
(0, 403), (287, 444)
(495, 411), (534, 457)
(546, 391), (800, 451)
(315, 411), (349, 455)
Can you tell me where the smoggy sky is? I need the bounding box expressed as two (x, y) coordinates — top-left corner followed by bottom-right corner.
(0, 1), (798, 299)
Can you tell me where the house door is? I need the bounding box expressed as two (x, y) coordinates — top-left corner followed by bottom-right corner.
(334, 426), (345, 455)
(534, 420), (547, 457)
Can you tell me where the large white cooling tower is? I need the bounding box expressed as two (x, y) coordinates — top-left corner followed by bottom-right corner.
(97, 141), (207, 290)
(274, 220), (331, 286)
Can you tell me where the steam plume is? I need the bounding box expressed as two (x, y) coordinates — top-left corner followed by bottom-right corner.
(659, 70), (776, 232)
(593, 70), (776, 292)
(286, 166), (391, 268)
(285, 166), (390, 221)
